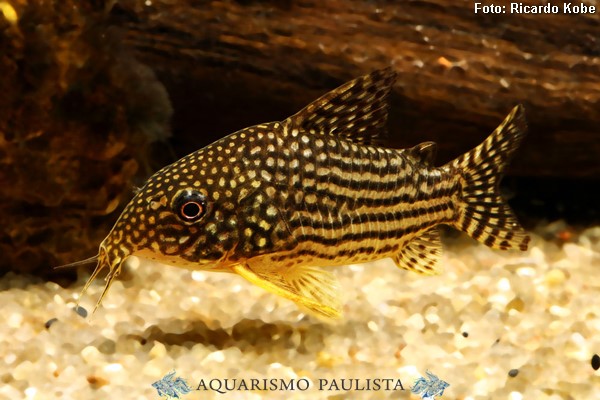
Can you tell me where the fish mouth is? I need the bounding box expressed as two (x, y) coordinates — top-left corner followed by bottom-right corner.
(77, 242), (126, 314)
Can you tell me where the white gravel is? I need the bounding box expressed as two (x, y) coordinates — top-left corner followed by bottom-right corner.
(1, 222), (599, 399)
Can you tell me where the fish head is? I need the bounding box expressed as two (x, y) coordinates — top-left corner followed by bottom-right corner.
(79, 140), (246, 311)
(112, 150), (241, 268)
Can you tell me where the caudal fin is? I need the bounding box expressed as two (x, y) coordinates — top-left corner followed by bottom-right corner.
(448, 105), (530, 251)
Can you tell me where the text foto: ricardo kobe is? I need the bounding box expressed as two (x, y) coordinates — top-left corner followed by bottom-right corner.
(474, 2), (596, 14)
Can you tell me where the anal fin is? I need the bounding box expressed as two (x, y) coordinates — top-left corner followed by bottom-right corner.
(232, 263), (342, 320)
(393, 228), (443, 275)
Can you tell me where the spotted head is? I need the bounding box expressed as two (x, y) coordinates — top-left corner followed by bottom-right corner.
(65, 122), (297, 312)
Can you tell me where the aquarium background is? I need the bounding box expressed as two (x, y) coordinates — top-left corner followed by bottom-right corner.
(1, 1), (598, 399)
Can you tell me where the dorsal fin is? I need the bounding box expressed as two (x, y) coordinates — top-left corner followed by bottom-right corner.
(284, 68), (397, 145)
(406, 141), (437, 166)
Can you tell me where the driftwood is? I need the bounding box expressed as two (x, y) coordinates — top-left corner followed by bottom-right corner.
(1, 0), (598, 276)
(115, 0), (600, 178)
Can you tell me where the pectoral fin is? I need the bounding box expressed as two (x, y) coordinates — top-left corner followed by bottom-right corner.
(393, 228), (443, 275)
(232, 263), (342, 320)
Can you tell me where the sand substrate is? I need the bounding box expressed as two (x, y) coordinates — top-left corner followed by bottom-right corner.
(1, 221), (599, 399)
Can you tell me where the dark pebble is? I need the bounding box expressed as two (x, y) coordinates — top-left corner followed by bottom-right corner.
(73, 305), (88, 318)
(44, 318), (58, 329)
(592, 354), (600, 371)
(462, 332), (469, 338)
(508, 369), (519, 377)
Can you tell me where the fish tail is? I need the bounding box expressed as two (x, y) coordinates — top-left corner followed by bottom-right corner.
(448, 105), (530, 251)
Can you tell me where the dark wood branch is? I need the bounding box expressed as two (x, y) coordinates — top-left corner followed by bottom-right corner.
(115, 0), (600, 178)
(1, 0), (598, 276)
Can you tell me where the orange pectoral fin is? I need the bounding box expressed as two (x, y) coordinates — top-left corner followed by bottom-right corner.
(231, 263), (342, 320)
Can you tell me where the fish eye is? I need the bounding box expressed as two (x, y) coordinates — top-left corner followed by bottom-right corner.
(173, 190), (207, 222)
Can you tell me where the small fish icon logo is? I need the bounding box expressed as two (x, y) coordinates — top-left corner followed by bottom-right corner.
(411, 370), (449, 400)
(152, 370), (192, 399)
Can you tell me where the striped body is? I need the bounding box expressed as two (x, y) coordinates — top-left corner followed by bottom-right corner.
(237, 124), (457, 272)
(116, 122), (456, 271)
(67, 68), (530, 320)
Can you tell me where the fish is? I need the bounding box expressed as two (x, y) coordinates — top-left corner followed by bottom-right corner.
(59, 68), (530, 320)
